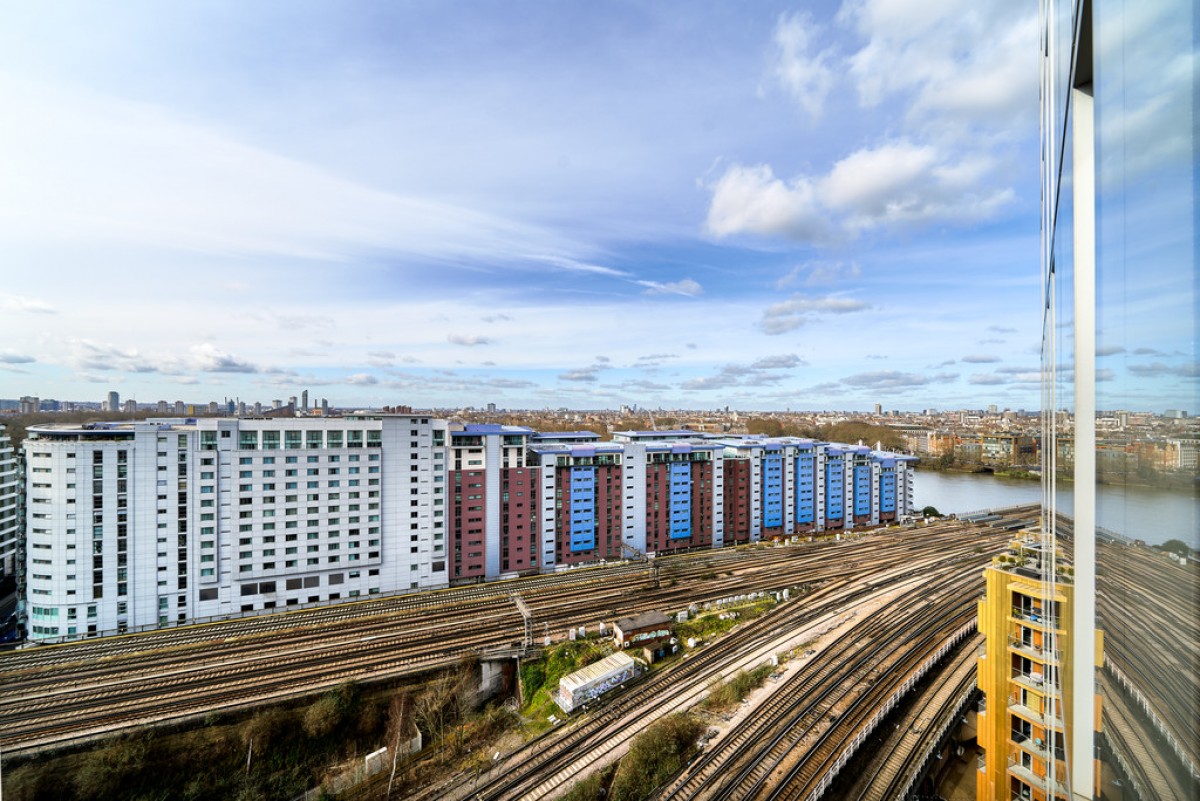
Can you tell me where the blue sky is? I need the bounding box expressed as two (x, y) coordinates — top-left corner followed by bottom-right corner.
(0, 1), (1066, 411)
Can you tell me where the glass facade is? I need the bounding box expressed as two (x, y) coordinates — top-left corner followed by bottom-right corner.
(1041, 0), (1198, 798)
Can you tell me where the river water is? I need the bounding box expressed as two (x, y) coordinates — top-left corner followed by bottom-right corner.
(914, 469), (1199, 548)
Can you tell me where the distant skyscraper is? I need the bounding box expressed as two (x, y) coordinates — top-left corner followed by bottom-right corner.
(873, 403), (882, 415)
(174, 401), (186, 415)
(106, 390), (119, 412)
(19, 396), (39, 415)
(301, 390), (308, 411)
(156, 400), (168, 414)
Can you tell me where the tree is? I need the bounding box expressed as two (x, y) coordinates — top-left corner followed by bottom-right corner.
(1159, 539), (1191, 557)
(921, 506), (942, 518)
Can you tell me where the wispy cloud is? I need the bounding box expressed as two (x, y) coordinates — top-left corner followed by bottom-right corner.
(1128, 361), (1199, 378)
(0, 351), (36, 364)
(760, 294), (869, 335)
(637, 278), (703, 297)
(769, 12), (835, 118)
(839, 370), (957, 391)
(0, 292), (56, 314)
(776, 261), (861, 289)
(447, 334), (493, 347)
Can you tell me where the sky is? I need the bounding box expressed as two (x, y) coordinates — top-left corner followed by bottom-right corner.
(0, 1), (1064, 412)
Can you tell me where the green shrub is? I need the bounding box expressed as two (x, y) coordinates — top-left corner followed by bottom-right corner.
(608, 714), (705, 801)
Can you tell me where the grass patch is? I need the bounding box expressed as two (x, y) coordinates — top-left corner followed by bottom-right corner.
(519, 638), (614, 728)
(702, 663), (774, 712)
(676, 597), (777, 644)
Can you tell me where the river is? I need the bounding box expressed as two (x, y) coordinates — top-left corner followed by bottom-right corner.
(914, 469), (1199, 549)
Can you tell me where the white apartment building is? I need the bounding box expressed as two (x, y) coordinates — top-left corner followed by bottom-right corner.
(23, 415), (449, 642)
(0, 425), (19, 578)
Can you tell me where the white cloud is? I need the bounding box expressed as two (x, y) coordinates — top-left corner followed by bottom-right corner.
(707, 142), (1013, 242)
(345, 373), (378, 386)
(447, 334), (493, 347)
(840, 370), (957, 391)
(0, 350), (35, 364)
(777, 261), (862, 289)
(0, 292), (56, 314)
(0, 75), (581, 267)
(189, 344), (259, 373)
(961, 354), (1001, 364)
(760, 294), (869, 335)
(366, 350), (395, 367)
(770, 12), (835, 118)
(750, 354), (806, 370)
(559, 367), (601, 383)
(840, 0), (1036, 133)
(637, 278), (703, 297)
(706, 164), (829, 242)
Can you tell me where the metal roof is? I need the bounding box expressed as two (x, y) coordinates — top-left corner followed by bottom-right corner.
(559, 651), (638, 693)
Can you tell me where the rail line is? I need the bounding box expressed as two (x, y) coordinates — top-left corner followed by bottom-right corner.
(842, 633), (981, 801)
(663, 570), (979, 800)
(0, 518), (1012, 758)
(1100, 671), (1196, 801)
(396, 512), (1034, 801)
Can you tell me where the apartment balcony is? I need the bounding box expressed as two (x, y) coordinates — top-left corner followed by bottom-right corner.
(1009, 606), (1060, 631)
(1010, 731), (1052, 762)
(1011, 666), (1055, 690)
(1008, 693), (1043, 723)
(1007, 754), (1069, 799)
(1008, 636), (1061, 664)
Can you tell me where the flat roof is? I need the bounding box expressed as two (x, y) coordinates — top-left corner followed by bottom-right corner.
(616, 610), (672, 631)
(559, 651), (638, 693)
(530, 431), (601, 441)
(455, 424), (533, 435)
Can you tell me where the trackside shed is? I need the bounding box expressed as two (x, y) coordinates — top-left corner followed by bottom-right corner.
(554, 651), (640, 713)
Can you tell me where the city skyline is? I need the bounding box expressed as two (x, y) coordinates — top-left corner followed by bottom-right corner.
(0, 2), (1191, 413)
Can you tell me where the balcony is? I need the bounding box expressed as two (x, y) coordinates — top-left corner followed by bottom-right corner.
(1008, 636), (1061, 664)
(1010, 731), (1050, 761)
(1008, 692), (1043, 722)
(1007, 754), (1069, 798)
(1009, 606), (1060, 630)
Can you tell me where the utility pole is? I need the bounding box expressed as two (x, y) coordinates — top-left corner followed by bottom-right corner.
(511, 593), (533, 650)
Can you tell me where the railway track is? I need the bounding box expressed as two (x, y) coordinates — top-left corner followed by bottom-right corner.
(1096, 540), (1200, 780)
(396, 513), (1032, 801)
(662, 569), (980, 801)
(0, 518), (1010, 758)
(840, 633), (981, 801)
(1100, 671), (1196, 801)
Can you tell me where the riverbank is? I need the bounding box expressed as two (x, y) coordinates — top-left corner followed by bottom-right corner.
(918, 458), (1195, 490)
(914, 470), (1198, 548)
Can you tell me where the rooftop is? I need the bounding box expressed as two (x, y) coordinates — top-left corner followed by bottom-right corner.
(558, 651), (638, 693)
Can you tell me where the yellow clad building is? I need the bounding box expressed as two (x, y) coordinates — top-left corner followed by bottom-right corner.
(976, 535), (1103, 801)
